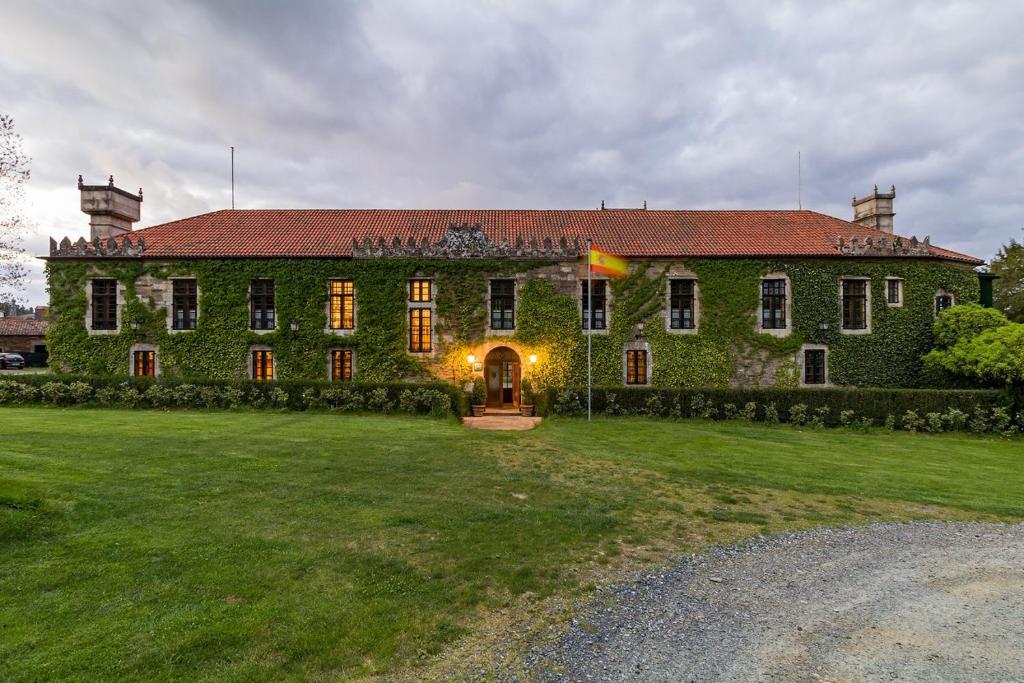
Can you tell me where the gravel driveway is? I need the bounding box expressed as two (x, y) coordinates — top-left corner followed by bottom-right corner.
(526, 522), (1024, 682)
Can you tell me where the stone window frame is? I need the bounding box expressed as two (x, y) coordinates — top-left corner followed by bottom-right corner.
(406, 276), (437, 356)
(248, 278), (276, 334)
(798, 343), (829, 387)
(756, 272), (791, 338)
(934, 289), (956, 318)
(839, 276), (872, 335)
(883, 277), (904, 308)
(579, 277), (612, 335)
(128, 342), (160, 377)
(248, 344), (276, 380)
(324, 279), (357, 336)
(85, 277), (125, 336)
(664, 268), (700, 335)
(623, 338), (652, 385)
(486, 278), (517, 336)
(165, 276), (200, 334)
(326, 348), (355, 381)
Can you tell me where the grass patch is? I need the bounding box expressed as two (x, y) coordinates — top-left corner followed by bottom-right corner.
(0, 408), (1021, 681)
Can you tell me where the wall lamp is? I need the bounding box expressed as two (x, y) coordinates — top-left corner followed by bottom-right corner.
(130, 318), (143, 331)
(289, 319), (300, 332)
(818, 320), (831, 331)
(528, 354), (538, 364)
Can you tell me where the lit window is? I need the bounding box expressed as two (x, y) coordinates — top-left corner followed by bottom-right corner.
(133, 350), (155, 377)
(804, 349), (826, 385)
(582, 280), (607, 330)
(670, 279), (696, 329)
(490, 280), (515, 330)
(250, 279), (275, 330)
(329, 280), (355, 330)
(409, 308), (432, 352)
(172, 279), (197, 330)
(625, 349), (648, 385)
(935, 293), (954, 315)
(842, 280), (868, 330)
(91, 279), (118, 330)
(761, 279), (787, 329)
(331, 349), (353, 381)
(251, 349), (273, 381)
(409, 279), (432, 302)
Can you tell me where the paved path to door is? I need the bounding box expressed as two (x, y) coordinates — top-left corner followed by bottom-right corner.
(463, 414), (543, 431)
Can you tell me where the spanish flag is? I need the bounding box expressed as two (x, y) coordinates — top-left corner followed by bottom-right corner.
(589, 245), (628, 277)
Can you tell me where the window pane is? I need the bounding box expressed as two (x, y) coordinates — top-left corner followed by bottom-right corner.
(331, 350), (353, 381)
(670, 279), (695, 329)
(251, 280), (275, 330)
(761, 279), (786, 329)
(329, 280), (354, 329)
(842, 280), (867, 329)
(409, 279), (431, 302)
(804, 349), (825, 384)
(887, 280), (900, 304)
(582, 280), (607, 330)
(172, 279), (197, 330)
(92, 279), (118, 330)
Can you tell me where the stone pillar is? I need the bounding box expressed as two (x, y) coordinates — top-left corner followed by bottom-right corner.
(79, 175), (142, 240)
(851, 185), (895, 233)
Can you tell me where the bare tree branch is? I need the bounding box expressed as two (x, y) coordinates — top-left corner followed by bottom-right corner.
(0, 114), (31, 306)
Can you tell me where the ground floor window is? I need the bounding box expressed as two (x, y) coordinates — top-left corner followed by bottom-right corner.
(252, 349), (273, 381)
(133, 350), (156, 377)
(625, 349), (648, 385)
(331, 349), (353, 381)
(935, 293), (954, 315)
(803, 348), (826, 385)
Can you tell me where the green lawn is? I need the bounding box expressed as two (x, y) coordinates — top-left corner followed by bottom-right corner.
(1, 408), (1021, 681)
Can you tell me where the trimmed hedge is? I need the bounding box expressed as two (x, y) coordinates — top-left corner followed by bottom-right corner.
(0, 375), (467, 417)
(540, 385), (1019, 432)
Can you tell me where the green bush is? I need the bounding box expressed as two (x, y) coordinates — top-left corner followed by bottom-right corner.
(0, 375), (462, 417)
(932, 304), (1010, 349)
(470, 377), (486, 406)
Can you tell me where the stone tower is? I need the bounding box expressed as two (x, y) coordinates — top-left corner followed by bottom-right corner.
(851, 185), (895, 233)
(79, 175), (143, 241)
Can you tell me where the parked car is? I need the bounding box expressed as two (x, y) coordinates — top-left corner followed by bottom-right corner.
(0, 353), (26, 369)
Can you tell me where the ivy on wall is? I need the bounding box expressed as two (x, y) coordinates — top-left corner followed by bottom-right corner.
(46, 255), (977, 389)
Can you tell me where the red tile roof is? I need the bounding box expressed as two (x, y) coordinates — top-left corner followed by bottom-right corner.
(86, 208), (980, 264)
(0, 319), (47, 336)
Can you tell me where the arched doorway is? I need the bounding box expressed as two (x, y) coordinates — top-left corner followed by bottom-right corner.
(484, 346), (521, 408)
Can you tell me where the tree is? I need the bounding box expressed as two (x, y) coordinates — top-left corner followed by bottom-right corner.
(923, 303), (1023, 385)
(0, 114), (31, 307)
(990, 238), (1024, 322)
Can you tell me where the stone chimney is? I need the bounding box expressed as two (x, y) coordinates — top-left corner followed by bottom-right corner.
(79, 175), (143, 240)
(851, 184), (895, 233)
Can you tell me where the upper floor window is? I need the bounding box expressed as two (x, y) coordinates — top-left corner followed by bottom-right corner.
(842, 279), (868, 330)
(251, 349), (273, 381)
(803, 348), (826, 385)
(329, 279), (354, 330)
(885, 278), (903, 306)
(331, 349), (353, 381)
(250, 279), (275, 330)
(133, 349), (156, 377)
(409, 279), (432, 302)
(409, 308), (432, 353)
(172, 279), (197, 330)
(935, 293), (954, 315)
(625, 349), (648, 385)
(91, 279), (118, 330)
(761, 279), (787, 330)
(490, 279), (515, 330)
(669, 279), (696, 330)
(582, 280), (607, 330)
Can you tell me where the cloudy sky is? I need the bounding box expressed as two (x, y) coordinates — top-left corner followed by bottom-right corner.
(3, 0), (1023, 305)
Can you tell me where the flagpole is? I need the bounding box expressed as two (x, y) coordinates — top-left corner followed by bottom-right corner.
(587, 238), (592, 422)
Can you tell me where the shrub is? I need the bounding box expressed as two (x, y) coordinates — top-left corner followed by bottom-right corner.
(553, 389), (584, 416)
(924, 413), (944, 433)
(763, 402), (780, 424)
(740, 402), (757, 421)
(901, 410), (924, 432)
(470, 377), (486, 406)
(520, 378), (534, 405)
(643, 392), (665, 417)
(839, 409), (855, 427)
(722, 402), (738, 420)
(789, 403), (808, 426)
(809, 406), (830, 429)
(932, 304), (1010, 349)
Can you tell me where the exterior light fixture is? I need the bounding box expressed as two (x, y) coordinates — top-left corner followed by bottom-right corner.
(466, 354), (476, 365)
(289, 319), (300, 332)
(635, 322), (645, 340)
(818, 320), (830, 331)
(130, 318), (142, 331)
(528, 354), (538, 364)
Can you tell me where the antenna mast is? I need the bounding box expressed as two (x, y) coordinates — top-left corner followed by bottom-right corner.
(797, 150), (802, 210)
(230, 146), (235, 209)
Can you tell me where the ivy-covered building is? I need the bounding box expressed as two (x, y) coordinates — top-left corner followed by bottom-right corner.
(45, 178), (983, 405)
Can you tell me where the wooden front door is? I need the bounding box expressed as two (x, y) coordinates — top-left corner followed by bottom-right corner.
(484, 347), (521, 408)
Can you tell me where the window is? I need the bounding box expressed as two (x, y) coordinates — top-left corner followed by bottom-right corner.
(409, 279), (432, 303)
(842, 280), (868, 330)
(331, 349), (353, 381)
(886, 279), (902, 306)
(409, 308), (432, 352)
(581, 280), (607, 330)
(329, 279), (355, 330)
(251, 349), (273, 381)
(669, 279), (696, 329)
(761, 279), (787, 330)
(625, 349), (648, 385)
(490, 279), (515, 330)
(803, 349), (826, 385)
(935, 293), (954, 315)
(133, 350), (155, 377)
(91, 279), (118, 330)
(172, 279), (197, 330)
(250, 279), (275, 330)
